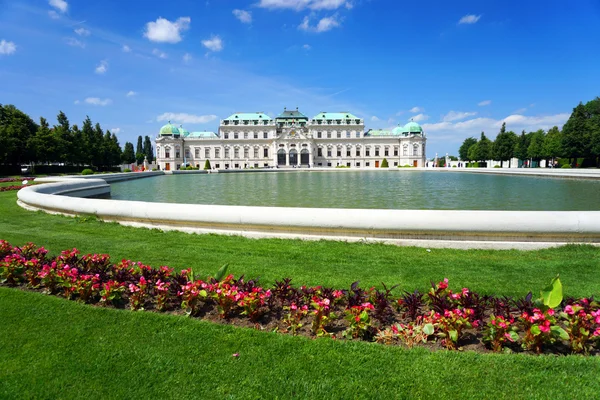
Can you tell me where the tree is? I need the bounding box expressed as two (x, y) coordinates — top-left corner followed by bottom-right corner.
(459, 137), (477, 161)
(527, 129), (546, 166)
(380, 158), (389, 168)
(53, 111), (71, 164)
(122, 142), (136, 164)
(0, 104), (38, 166)
(92, 123), (105, 167)
(467, 143), (478, 164)
(109, 133), (122, 167)
(28, 117), (58, 164)
(475, 132), (492, 162)
(204, 159), (211, 170)
(493, 129), (517, 167)
(542, 126), (563, 164)
(143, 136), (154, 163)
(81, 116), (95, 166)
(562, 103), (591, 163)
(514, 130), (530, 163)
(71, 124), (85, 165)
(135, 135), (144, 165)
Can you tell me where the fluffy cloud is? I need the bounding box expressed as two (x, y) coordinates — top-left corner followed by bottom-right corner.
(233, 9), (252, 24)
(202, 35), (223, 52)
(0, 40), (17, 55)
(152, 48), (167, 59)
(110, 128), (121, 134)
(302, 44), (311, 50)
(299, 15), (340, 33)
(143, 17), (191, 43)
(157, 113), (217, 124)
(74, 27), (90, 36)
(257, 0), (350, 10)
(478, 100), (492, 106)
(182, 53), (192, 63)
(411, 113), (429, 122)
(122, 45), (131, 52)
(65, 37), (85, 48)
(49, 0), (68, 13)
(126, 91), (137, 97)
(48, 10), (59, 19)
(409, 106), (423, 113)
(95, 60), (108, 74)
(442, 111), (477, 122)
(459, 14), (481, 24)
(84, 97), (112, 106)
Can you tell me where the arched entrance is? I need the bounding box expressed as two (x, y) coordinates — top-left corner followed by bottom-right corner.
(289, 149), (298, 165)
(300, 149), (309, 165)
(277, 149), (286, 166)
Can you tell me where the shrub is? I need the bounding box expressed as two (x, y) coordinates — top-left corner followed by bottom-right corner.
(561, 164), (572, 169)
(81, 169), (94, 175)
(204, 160), (212, 170)
(151, 168), (157, 171)
(123, 168), (132, 173)
(494, 165), (501, 168)
(380, 158), (389, 168)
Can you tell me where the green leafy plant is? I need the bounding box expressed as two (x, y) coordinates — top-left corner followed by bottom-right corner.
(560, 301), (600, 354)
(343, 302), (375, 339)
(204, 160), (212, 170)
(81, 168), (94, 175)
(282, 303), (308, 335)
(380, 158), (389, 168)
(483, 315), (519, 352)
(376, 319), (434, 348)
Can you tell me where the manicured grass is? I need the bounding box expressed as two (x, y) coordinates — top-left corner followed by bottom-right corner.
(1, 191), (599, 297)
(2, 288), (600, 400)
(2, 190), (600, 398)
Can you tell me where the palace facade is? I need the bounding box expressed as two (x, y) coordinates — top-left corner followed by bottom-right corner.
(155, 108), (426, 170)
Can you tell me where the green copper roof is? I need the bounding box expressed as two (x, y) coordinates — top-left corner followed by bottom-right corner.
(179, 126), (190, 137)
(365, 129), (394, 137)
(392, 125), (403, 135)
(224, 113), (272, 121)
(276, 108), (308, 119)
(187, 131), (218, 138)
(159, 122), (180, 136)
(403, 121), (423, 133)
(312, 112), (360, 120)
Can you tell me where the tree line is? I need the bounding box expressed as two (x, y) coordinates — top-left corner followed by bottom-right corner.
(458, 97), (600, 167)
(0, 104), (154, 169)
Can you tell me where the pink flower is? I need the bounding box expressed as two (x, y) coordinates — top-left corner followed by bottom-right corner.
(129, 284), (140, 293)
(564, 305), (574, 315)
(546, 308), (555, 316)
(232, 353), (239, 357)
(539, 324), (550, 333)
(504, 332), (515, 342)
(290, 303), (297, 311)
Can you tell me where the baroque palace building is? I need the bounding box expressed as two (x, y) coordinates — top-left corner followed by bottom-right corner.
(155, 108), (426, 171)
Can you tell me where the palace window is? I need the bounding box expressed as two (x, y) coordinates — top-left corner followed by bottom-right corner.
(195, 148), (200, 158)
(355, 131), (360, 138)
(356, 149), (361, 156)
(175, 147), (181, 158)
(366, 162), (370, 167)
(185, 148), (190, 159)
(394, 147), (399, 156)
(346, 162), (351, 167)
(244, 148), (249, 158)
(254, 148), (259, 158)
(403, 145), (408, 156)
(346, 149), (351, 157)
(413, 144), (419, 156)
(327, 149), (332, 157)
(244, 132), (248, 139)
(254, 132), (258, 139)
(327, 132), (331, 138)
(337, 132), (341, 138)
(234, 133), (239, 139)
(224, 148), (230, 158)
(317, 132), (322, 138)
(165, 150), (170, 158)
(356, 162), (361, 167)
(337, 149), (342, 157)
(263, 132), (268, 139)
(234, 148), (240, 158)
(318, 148), (323, 157)
(263, 148), (269, 158)
(205, 148), (210, 158)
(375, 149), (380, 157)
(215, 148), (220, 158)
(394, 162), (398, 166)
(327, 162), (332, 167)
(346, 131), (350, 138)
(215, 164), (220, 168)
(365, 148), (370, 156)
(384, 148), (389, 157)
(224, 133), (229, 139)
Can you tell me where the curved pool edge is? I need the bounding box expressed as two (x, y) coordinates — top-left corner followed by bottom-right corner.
(16, 171), (600, 250)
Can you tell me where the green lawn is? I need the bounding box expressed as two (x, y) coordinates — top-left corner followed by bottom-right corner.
(1, 190), (600, 398)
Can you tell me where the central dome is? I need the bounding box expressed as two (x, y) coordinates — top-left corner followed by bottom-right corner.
(403, 121), (423, 134)
(159, 122), (180, 136)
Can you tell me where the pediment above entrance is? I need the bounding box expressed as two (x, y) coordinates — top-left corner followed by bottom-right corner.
(278, 129), (310, 141)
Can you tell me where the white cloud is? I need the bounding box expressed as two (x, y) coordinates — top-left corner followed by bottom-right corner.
(202, 35), (223, 52)
(157, 113), (217, 124)
(233, 9), (252, 24)
(370, 116), (380, 121)
(122, 45), (131, 52)
(513, 108), (527, 114)
(258, 0), (350, 11)
(95, 60), (108, 74)
(143, 17), (191, 43)
(65, 37), (85, 48)
(410, 113), (429, 122)
(478, 100), (492, 106)
(110, 128), (121, 134)
(84, 97), (112, 106)
(183, 53), (192, 63)
(459, 14), (481, 24)
(74, 27), (90, 36)
(48, 10), (59, 19)
(0, 40), (17, 55)
(302, 44), (311, 50)
(409, 106), (423, 113)
(49, 0), (68, 13)
(152, 48), (167, 59)
(126, 91), (137, 97)
(442, 111), (477, 122)
(299, 15), (340, 33)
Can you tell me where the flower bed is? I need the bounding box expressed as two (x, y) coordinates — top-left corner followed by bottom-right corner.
(1, 239), (599, 355)
(0, 177), (35, 183)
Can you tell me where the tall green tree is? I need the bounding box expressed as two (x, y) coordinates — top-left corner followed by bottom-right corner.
(93, 123), (105, 167)
(475, 132), (492, 162)
(81, 116), (95, 166)
(28, 117), (58, 164)
(52, 111), (71, 164)
(562, 103), (591, 163)
(70, 124), (85, 165)
(527, 129), (546, 166)
(143, 135), (154, 163)
(514, 130), (530, 163)
(542, 126), (563, 163)
(459, 137), (477, 161)
(135, 135), (144, 165)
(109, 133), (122, 167)
(493, 128), (517, 167)
(122, 142), (135, 164)
(467, 143), (478, 163)
(0, 104), (38, 165)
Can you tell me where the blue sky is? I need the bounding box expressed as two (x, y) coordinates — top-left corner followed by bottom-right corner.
(1, 0), (599, 157)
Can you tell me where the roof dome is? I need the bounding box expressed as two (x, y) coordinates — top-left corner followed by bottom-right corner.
(159, 122), (180, 136)
(392, 125), (403, 135)
(179, 125), (190, 137)
(403, 121), (423, 134)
